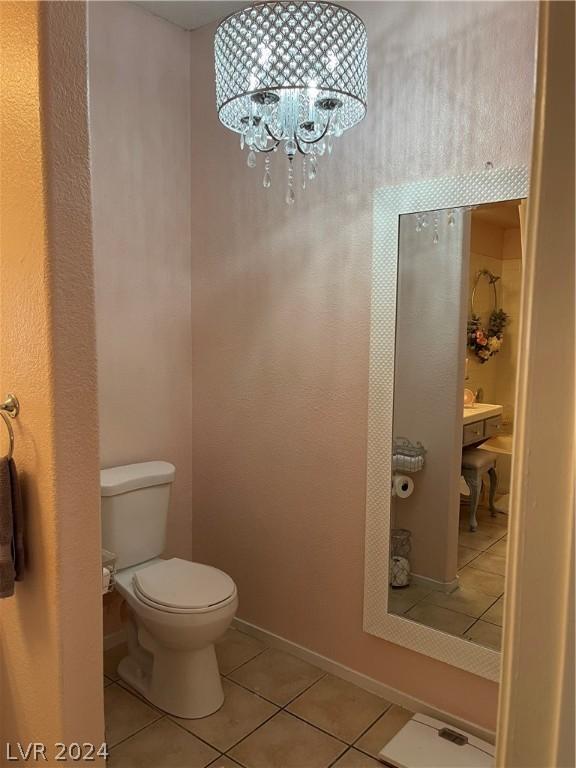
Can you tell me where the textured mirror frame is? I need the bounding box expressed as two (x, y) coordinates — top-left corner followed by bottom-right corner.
(364, 167), (529, 682)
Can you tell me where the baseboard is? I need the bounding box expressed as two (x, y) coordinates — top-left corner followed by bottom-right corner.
(410, 573), (459, 594)
(233, 617), (496, 745)
(104, 628), (126, 651)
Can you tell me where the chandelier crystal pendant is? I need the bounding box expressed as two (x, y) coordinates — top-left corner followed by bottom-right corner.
(214, 1), (367, 204)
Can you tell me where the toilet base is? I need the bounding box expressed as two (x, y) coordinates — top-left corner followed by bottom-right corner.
(118, 643), (224, 720)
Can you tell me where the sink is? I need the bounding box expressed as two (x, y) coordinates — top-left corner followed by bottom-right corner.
(462, 402), (503, 425)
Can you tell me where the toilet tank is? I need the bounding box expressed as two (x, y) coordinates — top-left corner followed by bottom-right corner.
(101, 461), (176, 570)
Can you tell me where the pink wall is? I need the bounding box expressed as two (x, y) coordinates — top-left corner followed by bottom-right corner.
(89, 2), (193, 561)
(190, 1), (537, 730)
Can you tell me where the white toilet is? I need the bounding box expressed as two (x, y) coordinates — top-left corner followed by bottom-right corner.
(101, 461), (238, 719)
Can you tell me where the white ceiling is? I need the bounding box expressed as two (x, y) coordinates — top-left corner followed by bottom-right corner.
(133, 1), (247, 30)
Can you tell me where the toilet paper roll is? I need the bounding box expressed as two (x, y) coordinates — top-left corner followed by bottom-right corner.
(392, 474), (414, 499)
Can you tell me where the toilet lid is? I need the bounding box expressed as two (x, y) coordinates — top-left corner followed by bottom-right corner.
(133, 558), (235, 610)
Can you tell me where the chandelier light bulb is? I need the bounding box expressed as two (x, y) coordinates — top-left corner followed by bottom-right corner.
(214, 1), (367, 204)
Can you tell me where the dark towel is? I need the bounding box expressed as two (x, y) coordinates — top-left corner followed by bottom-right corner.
(9, 459), (24, 581)
(0, 456), (24, 598)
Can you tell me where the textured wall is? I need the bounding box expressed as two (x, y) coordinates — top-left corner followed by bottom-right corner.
(0, 0), (103, 751)
(190, 1), (537, 730)
(89, 2), (192, 566)
(467, 217), (522, 429)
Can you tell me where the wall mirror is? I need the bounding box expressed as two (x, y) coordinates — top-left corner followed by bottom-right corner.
(363, 167), (528, 681)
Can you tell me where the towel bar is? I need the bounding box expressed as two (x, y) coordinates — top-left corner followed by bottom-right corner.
(1, 394), (20, 460)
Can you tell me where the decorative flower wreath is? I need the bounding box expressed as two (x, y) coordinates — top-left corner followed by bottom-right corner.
(467, 309), (508, 363)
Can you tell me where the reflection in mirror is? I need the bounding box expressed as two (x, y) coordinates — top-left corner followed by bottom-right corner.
(388, 199), (525, 651)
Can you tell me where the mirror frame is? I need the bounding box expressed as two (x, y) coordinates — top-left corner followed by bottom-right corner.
(364, 166), (529, 681)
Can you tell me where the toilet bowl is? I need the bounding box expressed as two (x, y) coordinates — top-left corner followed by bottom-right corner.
(101, 462), (238, 719)
(116, 558), (237, 718)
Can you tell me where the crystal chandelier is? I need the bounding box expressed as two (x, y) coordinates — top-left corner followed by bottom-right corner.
(214, 1), (367, 204)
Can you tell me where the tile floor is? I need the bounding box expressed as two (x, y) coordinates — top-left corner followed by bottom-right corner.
(103, 629), (414, 767)
(389, 501), (508, 650)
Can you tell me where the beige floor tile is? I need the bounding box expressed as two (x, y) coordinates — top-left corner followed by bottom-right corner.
(482, 596), (504, 626)
(458, 546), (479, 568)
(108, 717), (218, 768)
(475, 506), (508, 528)
(287, 675), (391, 743)
(489, 513), (508, 529)
(458, 566), (505, 597)
(228, 648), (324, 706)
(458, 530), (502, 552)
(465, 620), (502, 650)
(406, 603), (476, 636)
(470, 552), (507, 576)
(216, 628), (266, 675)
(487, 538), (508, 557)
(423, 587), (497, 619)
(388, 583), (433, 615)
(388, 591), (414, 615)
(228, 711), (346, 768)
(116, 678), (164, 713)
(332, 748), (382, 767)
(172, 679), (278, 752)
(355, 706), (413, 757)
(104, 684), (161, 748)
(104, 643), (128, 681)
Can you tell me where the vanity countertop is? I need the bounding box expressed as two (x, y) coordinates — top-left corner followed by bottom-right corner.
(463, 403), (503, 425)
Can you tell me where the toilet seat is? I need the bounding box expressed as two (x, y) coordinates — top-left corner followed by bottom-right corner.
(132, 558), (236, 614)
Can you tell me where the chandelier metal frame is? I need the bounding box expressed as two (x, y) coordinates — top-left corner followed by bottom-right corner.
(214, 1), (368, 202)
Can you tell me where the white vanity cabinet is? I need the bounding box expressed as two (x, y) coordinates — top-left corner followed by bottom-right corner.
(462, 404), (504, 446)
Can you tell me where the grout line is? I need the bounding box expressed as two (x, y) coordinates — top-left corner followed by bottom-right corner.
(352, 716), (413, 762)
(464, 617), (480, 638)
(327, 747), (354, 768)
(115, 678), (169, 718)
(354, 743), (385, 762)
(108, 709), (165, 752)
(343, 705), (394, 751)
(222, 670), (330, 714)
(457, 549), (484, 570)
(222, 675), (286, 708)
(216, 757), (244, 768)
(477, 609), (503, 628)
(220, 647), (267, 677)
(279, 672), (328, 708)
(169, 716), (247, 756)
(221, 708), (283, 756)
(475, 594), (502, 624)
(224, 753), (249, 768)
(225, 648), (328, 709)
(277, 708), (350, 747)
(221, 648), (381, 756)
